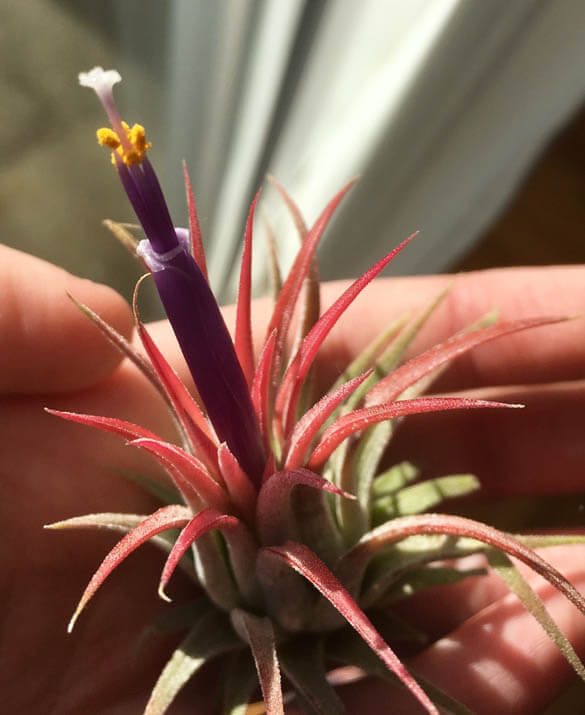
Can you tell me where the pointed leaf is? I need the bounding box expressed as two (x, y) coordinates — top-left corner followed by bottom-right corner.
(144, 610), (241, 715)
(308, 397), (520, 469)
(235, 189), (261, 386)
(339, 513), (585, 620)
(67, 505), (191, 632)
(217, 442), (257, 523)
(130, 437), (229, 512)
(487, 549), (585, 681)
(251, 328), (278, 454)
(261, 542), (438, 714)
(265, 180), (356, 379)
(67, 293), (168, 407)
(278, 233), (417, 434)
(366, 316), (569, 407)
(182, 161), (208, 280)
(231, 609), (283, 715)
(262, 214), (283, 300)
(45, 408), (161, 442)
(327, 629), (472, 715)
(278, 637), (344, 715)
(159, 508), (238, 600)
(284, 370), (373, 470)
(136, 321), (219, 474)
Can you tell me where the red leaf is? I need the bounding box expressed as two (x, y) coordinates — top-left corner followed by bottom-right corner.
(265, 180), (357, 380)
(261, 542), (438, 714)
(283, 370), (373, 470)
(45, 408), (161, 441)
(256, 468), (353, 545)
(251, 329), (277, 450)
(278, 233), (417, 434)
(235, 189), (261, 387)
(182, 160), (208, 281)
(217, 442), (257, 523)
(338, 513), (585, 619)
(130, 438), (229, 513)
(136, 322), (219, 475)
(158, 507), (238, 600)
(366, 316), (569, 406)
(307, 397), (521, 469)
(68, 505), (191, 632)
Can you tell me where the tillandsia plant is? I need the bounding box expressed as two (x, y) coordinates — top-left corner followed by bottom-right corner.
(44, 66), (585, 714)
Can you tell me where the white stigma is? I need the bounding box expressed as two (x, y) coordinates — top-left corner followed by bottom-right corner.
(78, 66), (121, 94)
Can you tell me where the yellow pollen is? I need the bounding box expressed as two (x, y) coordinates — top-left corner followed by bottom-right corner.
(96, 122), (151, 166)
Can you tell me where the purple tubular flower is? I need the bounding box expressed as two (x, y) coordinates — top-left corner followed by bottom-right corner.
(80, 67), (265, 483)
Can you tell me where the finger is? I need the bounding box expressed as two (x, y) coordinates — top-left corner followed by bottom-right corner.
(395, 546), (585, 642)
(0, 245), (133, 393)
(334, 548), (585, 714)
(386, 380), (585, 498)
(409, 568), (585, 712)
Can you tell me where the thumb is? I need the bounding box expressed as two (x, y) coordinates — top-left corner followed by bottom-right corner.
(0, 245), (133, 393)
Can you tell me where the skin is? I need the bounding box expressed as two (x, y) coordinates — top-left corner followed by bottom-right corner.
(2, 243), (585, 713)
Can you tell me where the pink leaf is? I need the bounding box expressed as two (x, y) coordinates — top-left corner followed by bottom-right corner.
(256, 467), (354, 545)
(45, 408), (161, 442)
(338, 513), (585, 619)
(217, 442), (257, 523)
(278, 233), (417, 434)
(235, 189), (261, 387)
(182, 160), (208, 281)
(68, 505), (191, 632)
(251, 328), (277, 450)
(366, 316), (569, 406)
(260, 542), (438, 714)
(283, 370), (373, 470)
(231, 609), (284, 715)
(307, 397), (521, 469)
(130, 438), (229, 513)
(158, 507), (238, 600)
(265, 180), (357, 380)
(136, 321), (219, 475)
(67, 294), (169, 406)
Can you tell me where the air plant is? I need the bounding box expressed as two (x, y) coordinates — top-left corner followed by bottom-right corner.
(45, 67), (585, 714)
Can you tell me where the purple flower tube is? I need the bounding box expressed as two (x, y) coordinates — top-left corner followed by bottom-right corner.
(80, 67), (265, 483)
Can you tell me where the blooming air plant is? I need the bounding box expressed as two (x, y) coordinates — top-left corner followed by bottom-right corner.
(44, 67), (585, 714)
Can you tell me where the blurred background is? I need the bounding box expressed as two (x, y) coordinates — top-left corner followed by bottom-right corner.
(3, 0), (585, 319)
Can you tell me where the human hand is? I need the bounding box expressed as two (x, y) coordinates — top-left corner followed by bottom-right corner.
(3, 244), (585, 713)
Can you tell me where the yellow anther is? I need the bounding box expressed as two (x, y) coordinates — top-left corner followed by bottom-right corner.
(97, 127), (121, 150)
(96, 122), (151, 166)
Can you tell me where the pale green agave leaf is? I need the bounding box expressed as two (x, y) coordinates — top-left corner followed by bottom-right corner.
(371, 461), (420, 498)
(372, 474), (480, 524)
(486, 549), (585, 681)
(278, 636), (344, 715)
(327, 629), (472, 715)
(144, 610), (242, 715)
